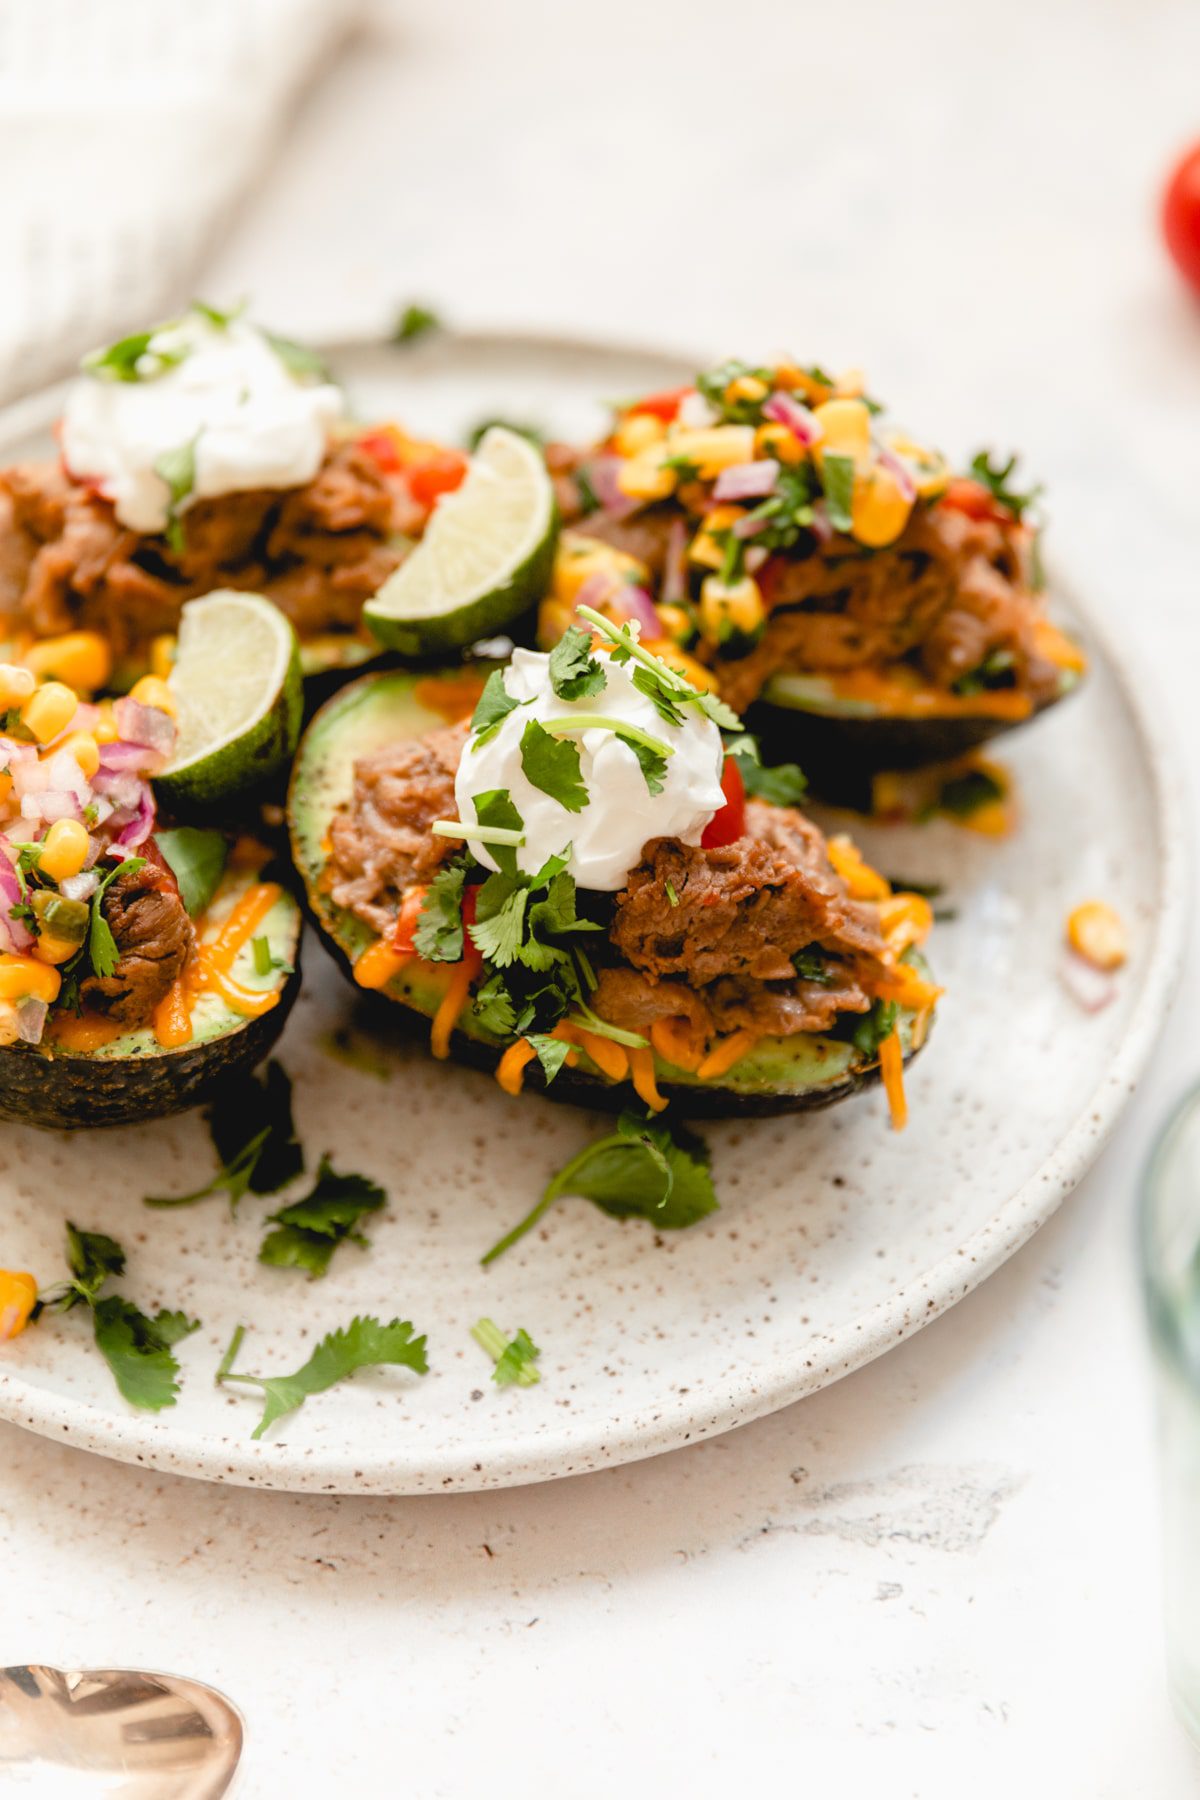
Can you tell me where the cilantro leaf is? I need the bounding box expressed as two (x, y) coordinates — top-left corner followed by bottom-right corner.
(525, 1032), (573, 1085)
(264, 332), (331, 382)
(632, 665), (685, 726)
(414, 861), (467, 962)
(258, 1156), (386, 1280)
(726, 736), (808, 807)
(549, 626), (607, 702)
(190, 298), (244, 330)
(470, 669), (524, 748)
(519, 719), (588, 813)
(470, 970), (519, 1037)
(481, 1112), (718, 1263)
(83, 328), (190, 384)
(820, 452), (857, 534)
(968, 450), (1043, 522)
(473, 789), (525, 877)
(86, 857), (146, 982)
(852, 998), (900, 1056)
(152, 1309), (202, 1347)
(630, 738), (668, 796)
(145, 1060), (302, 1208)
(469, 875), (529, 966)
(217, 1316), (429, 1439)
(57, 1223), (125, 1308)
(471, 1317), (542, 1387)
(91, 1297), (197, 1411)
(792, 945), (834, 984)
(393, 303), (442, 344)
(156, 827), (228, 918)
(153, 439), (197, 554)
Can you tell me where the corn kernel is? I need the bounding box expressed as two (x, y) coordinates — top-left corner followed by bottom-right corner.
(689, 505), (745, 570)
(0, 1269), (38, 1341)
(612, 412), (666, 458)
(664, 425), (757, 479)
(833, 366), (867, 399)
(812, 399), (872, 465)
(58, 730), (100, 779)
(129, 674), (177, 719)
(94, 709), (119, 744)
(698, 575), (765, 643)
(655, 603), (695, 645)
(33, 934), (80, 966)
(0, 663), (36, 709)
(851, 465), (914, 548)
(150, 634), (177, 680)
(616, 455), (677, 503)
(0, 771), (11, 806)
(20, 682), (77, 745)
(1067, 901), (1128, 971)
(37, 818), (90, 883)
(725, 374), (768, 404)
(24, 631), (112, 694)
(885, 433), (949, 499)
(755, 421), (806, 466)
(0, 954), (62, 1005)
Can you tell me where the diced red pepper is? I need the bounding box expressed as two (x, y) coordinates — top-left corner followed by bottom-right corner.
(460, 883), (484, 972)
(939, 478), (1013, 526)
(626, 386), (693, 424)
(701, 756), (746, 848)
(357, 428), (404, 473)
(392, 885), (429, 954)
(408, 449), (469, 510)
(755, 554), (787, 611)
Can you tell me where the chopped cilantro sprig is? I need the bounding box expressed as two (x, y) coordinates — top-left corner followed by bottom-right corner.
(471, 1318), (541, 1387)
(216, 1315), (428, 1439)
(40, 1225), (199, 1412)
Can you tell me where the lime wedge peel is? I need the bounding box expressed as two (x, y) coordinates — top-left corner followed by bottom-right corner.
(364, 426), (558, 656)
(157, 589), (303, 805)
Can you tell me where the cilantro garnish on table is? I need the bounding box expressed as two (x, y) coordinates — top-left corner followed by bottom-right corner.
(471, 1318), (542, 1387)
(39, 1225), (199, 1412)
(216, 1316), (428, 1439)
(481, 1113), (719, 1264)
(144, 1060), (303, 1210)
(258, 1158), (386, 1280)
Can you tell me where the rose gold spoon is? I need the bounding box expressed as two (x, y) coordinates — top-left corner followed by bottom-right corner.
(0, 1664), (243, 1797)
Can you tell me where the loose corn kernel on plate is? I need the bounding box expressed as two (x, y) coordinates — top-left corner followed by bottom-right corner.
(0, 332), (1186, 1493)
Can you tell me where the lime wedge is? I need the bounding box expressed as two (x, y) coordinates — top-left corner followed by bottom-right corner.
(364, 426), (558, 655)
(157, 590), (303, 805)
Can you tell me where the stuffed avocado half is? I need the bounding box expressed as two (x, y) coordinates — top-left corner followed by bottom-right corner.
(288, 637), (940, 1122)
(537, 360), (1085, 790)
(0, 665), (300, 1129)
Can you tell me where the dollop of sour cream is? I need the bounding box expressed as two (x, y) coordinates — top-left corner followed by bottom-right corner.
(456, 646), (727, 891)
(61, 312), (346, 535)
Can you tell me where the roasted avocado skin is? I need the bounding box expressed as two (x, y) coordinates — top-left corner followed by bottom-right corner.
(288, 667), (932, 1118)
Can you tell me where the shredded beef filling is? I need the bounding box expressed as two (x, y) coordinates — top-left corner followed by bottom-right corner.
(325, 728), (892, 1044)
(80, 856), (193, 1029)
(0, 442), (417, 661)
(551, 441), (1058, 713)
(326, 719), (468, 936)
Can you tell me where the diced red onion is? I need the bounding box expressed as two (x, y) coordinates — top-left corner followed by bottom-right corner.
(44, 746), (91, 803)
(762, 391), (822, 446)
(744, 546), (769, 573)
(660, 517), (687, 608)
(114, 696), (176, 758)
(713, 459), (780, 502)
(21, 789), (82, 824)
(732, 510), (772, 540)
(876, 444), (917, 504)
(98, 740), (154, 773)
(94, 769), (145, 810)
(573, 570), (621, 615)
(808, 501), (833, 544)
(15, 997), (47, 1046)
(612, 585), (662, 639)
(586, 456), (640, 521)
(1060, 955), (1116, 1013)
(0, 841), (33, 952)
(60, 870), (100, 902)
(676, 390), (716, 429)
(115, 784), (155, 848)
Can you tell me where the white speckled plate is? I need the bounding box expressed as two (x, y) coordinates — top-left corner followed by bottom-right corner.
(0, 333), (1186, 1493)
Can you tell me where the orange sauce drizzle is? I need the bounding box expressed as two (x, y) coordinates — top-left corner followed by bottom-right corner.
(153, 978), (193, 1047)
(878, 1030), (908, 1130)
(50, 1012), (124, 1051)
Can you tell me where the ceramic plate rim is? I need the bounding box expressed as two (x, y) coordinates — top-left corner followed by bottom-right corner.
(0, 329), (1187, 1493)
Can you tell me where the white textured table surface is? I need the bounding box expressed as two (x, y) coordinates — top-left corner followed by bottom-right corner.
(6, 1), (1200, 1793)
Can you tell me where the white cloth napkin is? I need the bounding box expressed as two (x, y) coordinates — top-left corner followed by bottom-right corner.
(0, 0), (352, 404)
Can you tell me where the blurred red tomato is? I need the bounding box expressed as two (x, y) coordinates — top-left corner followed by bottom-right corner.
(1163, 142), (1200, 293)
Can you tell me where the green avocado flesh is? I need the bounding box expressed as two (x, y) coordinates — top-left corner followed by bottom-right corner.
(288, 668), (932, 1117)
(0, 860), (302, 1131)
